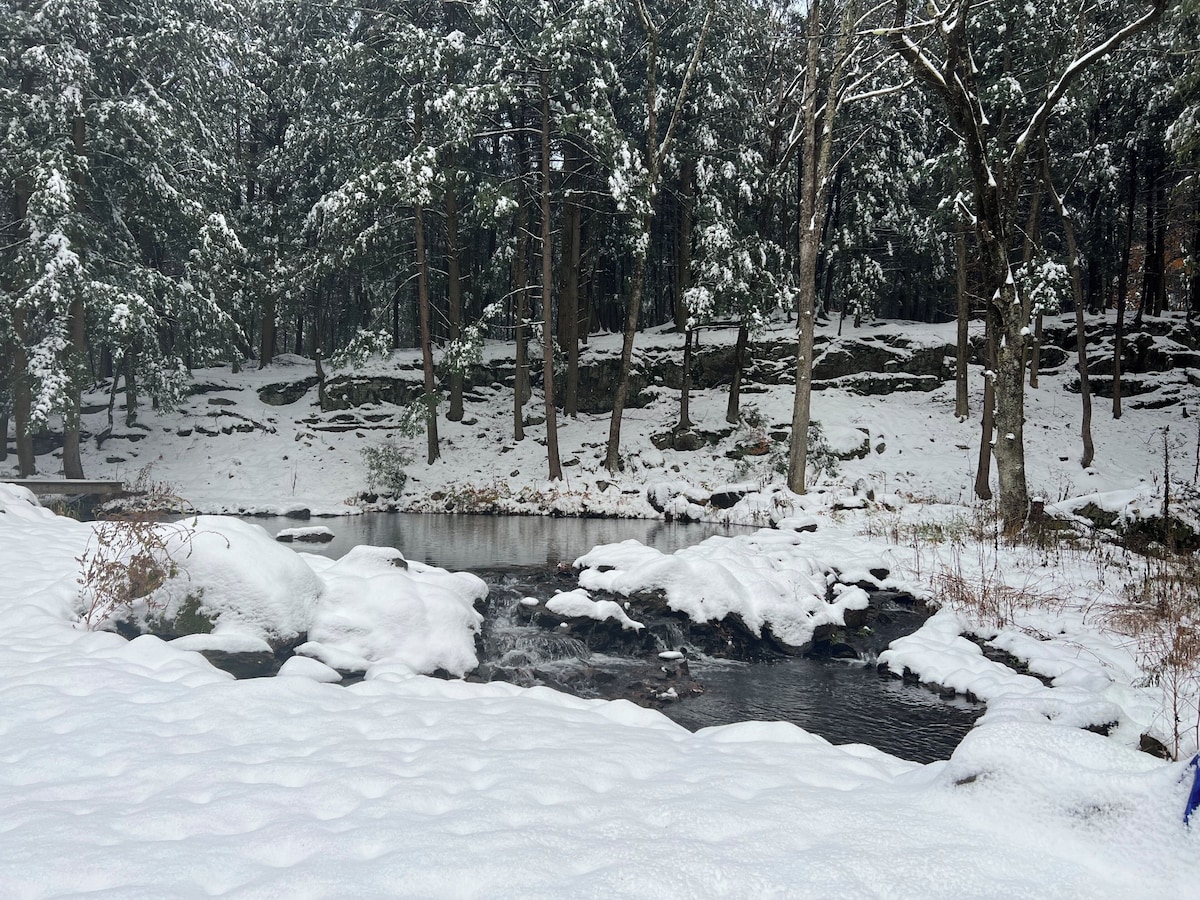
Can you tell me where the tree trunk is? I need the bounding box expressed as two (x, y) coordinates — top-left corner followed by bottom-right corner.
(415, 203), (440, 465)
(678, 327), (693, 430)
(446, 175), (465, 422)
(726, 322), (748, 424)
(540, 70), (562, 481)
(12, 308), (35, 476)
(62, 113), (88, 480)
(124, 348), (138, 428)
(673, 161), (695, 333)
(560, 146), (583, 417)
(512, 106), (531, 443)
(974, 308), (996, 501)
(513, 202), (529, 442)
(1114, 152), (1137, 419)
(787, 0), (846, 494)
(955, 221), (970, 419)
(605, 2), (711, 471)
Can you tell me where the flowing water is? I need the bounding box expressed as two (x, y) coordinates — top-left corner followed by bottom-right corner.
(250, 512), (983, 762)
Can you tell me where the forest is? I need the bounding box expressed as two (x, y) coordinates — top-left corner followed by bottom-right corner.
(2, 0), (1198, 531)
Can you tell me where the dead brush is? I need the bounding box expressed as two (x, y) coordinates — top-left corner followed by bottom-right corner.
(1097, 554), (1200, 759)
(931, 545), (1063, 631)
(77, 467), (197, 630)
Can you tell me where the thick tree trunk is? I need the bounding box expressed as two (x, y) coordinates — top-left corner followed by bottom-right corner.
(540, 71), (562, 481)
(415, 203), (440, 465)
(446, 177), (464, 422)
(955, 222), (970, 419)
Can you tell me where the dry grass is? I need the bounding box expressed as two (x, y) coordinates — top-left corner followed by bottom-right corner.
(76, 467), (197, 630)
(1097, 555), (1200, 759)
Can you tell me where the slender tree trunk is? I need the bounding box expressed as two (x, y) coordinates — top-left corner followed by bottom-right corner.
(415, 203), (440, 465)
(540, 70), (562, 480)
(975, 308), (996, 501)
(446, 176), (465, 422)
(1023, 178), (1044, 388)
(560, 147), (583, 417)
(1189, 203), (1199, 322)
(673, 161), (695, 333)
(605, 2), (711, 472)
(1114, 152), (1137, 419)
(512, 106), (531, 442)
(124, 348), (138, 428)
(788, 0), (848, 494)
(12, 308), (35, 476)
(62, 113), (87, 480)
(955, 221), (970, 419)
(678, 328), (694, 430)
(513, 203), (529, 442)
(726, 322), (748, 424)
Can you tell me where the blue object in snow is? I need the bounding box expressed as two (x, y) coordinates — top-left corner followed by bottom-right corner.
(1185, 755), (1200, 826)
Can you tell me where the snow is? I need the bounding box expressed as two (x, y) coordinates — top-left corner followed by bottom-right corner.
(545, 587), (644, 630)
(576, 530), (876, 649)
(4, 313), (1200, 895)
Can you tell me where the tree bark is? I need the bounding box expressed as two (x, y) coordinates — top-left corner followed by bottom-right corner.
(540, 69), (562, 481)
(788, 0), (850, 494)
(955, 221), (970, 419)
(678, 327), (694, 430)
(974, 308), (996, 501)
(560, 146), (583, 417)
(726, 322), (748, 424)
(605, 2), (711, 472)
(62, 113), (87, 480)
(1114, 151), (1137, 419)
(415, 203), (440, 465)
(446, 174), (465, 422)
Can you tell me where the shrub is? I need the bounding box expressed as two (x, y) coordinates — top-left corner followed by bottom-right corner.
(77, 467), (196, 629)
(362, 442), (410, 495)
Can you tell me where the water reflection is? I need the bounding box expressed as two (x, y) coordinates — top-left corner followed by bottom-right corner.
(247, 512), (753, 569)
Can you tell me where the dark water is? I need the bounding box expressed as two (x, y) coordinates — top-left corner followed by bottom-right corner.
(249, 512), (982, 762)
(661, 658), (980, 763)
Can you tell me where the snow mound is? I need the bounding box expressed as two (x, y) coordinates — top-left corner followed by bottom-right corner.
(575, 530), (874, 648)
(546, 588), (644, 630)
(138, 516), (324, 644)
(305, 545), (487, 676)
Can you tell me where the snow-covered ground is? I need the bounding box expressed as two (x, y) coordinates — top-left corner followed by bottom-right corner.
(2, 483), (1199, 897)
(4, 312), (1200, 896)
(21, 314), (1194, 522)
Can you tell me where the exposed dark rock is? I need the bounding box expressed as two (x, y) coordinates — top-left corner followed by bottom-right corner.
(208, 397), (237, 406)
(258, 377), (319, 406)
(198, 648), (279, 679)
(275, 530), (335, 544)
(709, 487), (751, 510)
(814, 373), (943, 395)
(1139, 732), (1172, 759)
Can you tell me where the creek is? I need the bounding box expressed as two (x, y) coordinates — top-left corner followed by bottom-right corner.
(250, 512), (982, 763)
